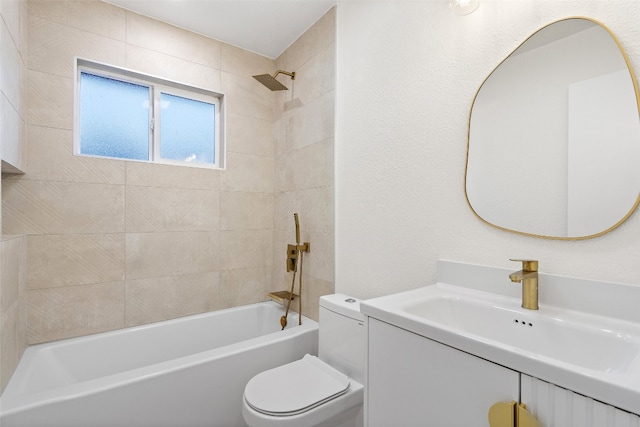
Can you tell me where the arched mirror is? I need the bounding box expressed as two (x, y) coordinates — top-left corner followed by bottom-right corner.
(465, 17), (640, 239)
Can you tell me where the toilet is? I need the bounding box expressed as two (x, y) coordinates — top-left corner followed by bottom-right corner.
(242, 294), (365, 427)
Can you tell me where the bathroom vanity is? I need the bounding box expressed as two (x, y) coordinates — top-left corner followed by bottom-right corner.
(361, 261), (640, 426)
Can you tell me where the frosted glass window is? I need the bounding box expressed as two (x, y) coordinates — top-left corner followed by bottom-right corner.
(160, 93), (215, 164)
(75, 60), (224, 169)
(79, 72), (150, 161)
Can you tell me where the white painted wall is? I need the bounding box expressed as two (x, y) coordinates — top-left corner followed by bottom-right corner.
(335, 0), (640, 299)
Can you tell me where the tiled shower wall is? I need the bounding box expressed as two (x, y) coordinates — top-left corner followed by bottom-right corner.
(0, 235), (26, 392)
(1, 0), (28, 393)
(272, 9), (336, 320)
(0, 3), (336, 388)
(2, 0), (280, 344)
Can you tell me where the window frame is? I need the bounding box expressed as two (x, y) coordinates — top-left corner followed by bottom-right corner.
(74, 58), (225, 169)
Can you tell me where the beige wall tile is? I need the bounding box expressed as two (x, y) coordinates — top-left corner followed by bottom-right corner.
(18, 109), (26, 168)
(0, 0), (20, 46)
(221, 71), (273, 120)
(276, 187), (334, 234)
(278, 7), (335, 72)
(1, 236), (22, 313)
(28, 14), (126, 77)
(219, 229), (272, 270)
(277, 138), (333, 192)
(219, 267), (271, 309)
(221, 152), (274, 193)
(18, 51), (26, 119)
(271, 231), (290, 292)
(272, 115), (286, 155)
(220, 191), (273, 231)
(125, 11), (221, 69)
(0, 93), (22, 168)
(284, 91), (335, 151)
(290, 43), (336, 106)
(3, 125), (125, 184)
(302, 231), (334, 284)
(28, 0), (126, 40)
(1, 18), (21, 111)
(220, 43), (273, 78)
(125, 44), (221, 92)
(1, 301), (26, 391)
(125, 272), (221, 327)
(27, 233), (125, 289)
(126, 186), (219, 232)
(0, 237), (27, 392)
(125, 161), (220, 190)
(17, 0), (26, 58)
(297, 275), (333, 322)
(226, 113), (274, 157)
(27, 281), (125, 343)
(27, 70), (73, 129)
(0, 2), (27, 393)
(2, 180), (125, 235)
(126, 231), (218, 279)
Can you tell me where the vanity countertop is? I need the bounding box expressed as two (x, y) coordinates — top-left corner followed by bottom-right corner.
(360, 260), (640, 415)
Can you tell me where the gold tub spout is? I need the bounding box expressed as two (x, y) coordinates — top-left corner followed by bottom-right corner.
(509, 259), (539, 310)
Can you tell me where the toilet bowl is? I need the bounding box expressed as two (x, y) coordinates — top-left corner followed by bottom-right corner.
(242, 294), (364, 427)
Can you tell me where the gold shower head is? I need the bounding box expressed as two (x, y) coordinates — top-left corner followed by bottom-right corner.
(252, 70), (296, 91)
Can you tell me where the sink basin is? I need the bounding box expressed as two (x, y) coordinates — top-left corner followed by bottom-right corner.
(402, 293), (639, 373)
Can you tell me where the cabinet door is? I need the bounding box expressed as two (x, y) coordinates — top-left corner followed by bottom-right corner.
(521, 374), (640, 427)
(366, 318), (519, 427)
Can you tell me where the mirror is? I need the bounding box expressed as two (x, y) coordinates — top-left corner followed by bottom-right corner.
(466, 18), (640, 239)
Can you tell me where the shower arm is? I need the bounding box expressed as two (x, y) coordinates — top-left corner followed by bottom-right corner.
(273, 70), (296, 80)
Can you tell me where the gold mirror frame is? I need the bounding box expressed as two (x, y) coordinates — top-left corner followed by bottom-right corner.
(465, 17), (640, 240)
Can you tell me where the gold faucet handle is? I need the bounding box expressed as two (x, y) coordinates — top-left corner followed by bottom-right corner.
(509, 259), (538, 272)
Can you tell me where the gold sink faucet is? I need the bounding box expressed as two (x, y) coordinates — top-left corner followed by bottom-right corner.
(509, 259), (539, 310)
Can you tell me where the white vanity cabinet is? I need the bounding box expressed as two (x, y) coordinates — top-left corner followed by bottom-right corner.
(366, 318), (520, 426)
(521, 375), (640, 427)
(366, 318), (640, 427)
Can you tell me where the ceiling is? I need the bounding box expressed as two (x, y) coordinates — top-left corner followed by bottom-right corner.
(105, 0), (337, 59)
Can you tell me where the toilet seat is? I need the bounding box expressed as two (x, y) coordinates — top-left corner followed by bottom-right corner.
(244, 354), (350, 417)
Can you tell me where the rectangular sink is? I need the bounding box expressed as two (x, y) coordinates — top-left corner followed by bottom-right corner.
(402, 293), (639, 373)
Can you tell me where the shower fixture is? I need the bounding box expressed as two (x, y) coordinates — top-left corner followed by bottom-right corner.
(252, 70), (296, 91)
(279, 213), (310, 330)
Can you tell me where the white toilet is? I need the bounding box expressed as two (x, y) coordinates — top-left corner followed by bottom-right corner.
(242, 294), (365, 427)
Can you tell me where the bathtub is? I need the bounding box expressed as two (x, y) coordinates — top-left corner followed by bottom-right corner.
(0, 301), (318, 427)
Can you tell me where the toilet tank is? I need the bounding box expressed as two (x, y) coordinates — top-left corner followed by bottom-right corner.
(318, 294), (365, 384)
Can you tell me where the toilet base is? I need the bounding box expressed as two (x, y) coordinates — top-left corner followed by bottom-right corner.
(314, 404), (362, 427)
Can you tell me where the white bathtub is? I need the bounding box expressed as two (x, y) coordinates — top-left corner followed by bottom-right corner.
(0, 301), (318, 427)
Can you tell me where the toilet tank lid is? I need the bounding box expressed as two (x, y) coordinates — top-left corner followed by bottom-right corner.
(319, 294), (364, 321)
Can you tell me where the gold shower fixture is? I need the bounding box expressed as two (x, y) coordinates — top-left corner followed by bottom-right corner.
(280, 213), (310, 330)
(252, 70), (296, 91)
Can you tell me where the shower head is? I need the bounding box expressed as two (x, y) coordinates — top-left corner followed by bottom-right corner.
(252, 70), (296, 91)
